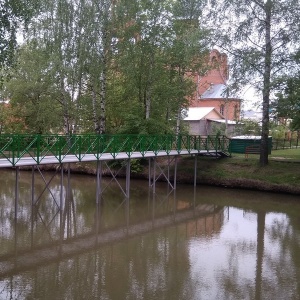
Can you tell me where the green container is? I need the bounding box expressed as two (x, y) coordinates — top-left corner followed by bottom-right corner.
(229, 136), (272, 154)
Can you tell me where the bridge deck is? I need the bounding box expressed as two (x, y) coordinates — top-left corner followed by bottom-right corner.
(0, 149), (224, 168)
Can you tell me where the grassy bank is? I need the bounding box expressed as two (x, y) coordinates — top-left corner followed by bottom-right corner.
(173, 148), (300, 194)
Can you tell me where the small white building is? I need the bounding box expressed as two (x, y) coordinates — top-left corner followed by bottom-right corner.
(242, 109), (263, 122)
(183, 107), (236, 135)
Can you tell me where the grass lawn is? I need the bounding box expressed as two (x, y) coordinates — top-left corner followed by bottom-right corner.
(270, 148), (300, 160)
(176, 148), (300, 190)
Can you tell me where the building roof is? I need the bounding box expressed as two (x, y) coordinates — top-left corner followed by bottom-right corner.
(201, 83), (237, 99)
(242, 109), (262, 121)
(183, 107), (224, 121)
(207, 119), (237, 125)
(231, 135), (262, 139)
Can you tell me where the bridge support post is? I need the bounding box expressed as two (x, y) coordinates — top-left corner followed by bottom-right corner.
(30, 166), (35, 248)
(149, 156), (178, 192)
(153, 158), (156, 193)
(60, 164), (64, 211)
(60, 164), (64, 242)
(126, 159), (131, 198)
(14, 167), (20, 256)
(96, 160), (102, 204)
(174, 156), (177, 190)
(15, 167), (19, 219)
(168, 157), (170, 185)
(148, 158), (151, 187)
(31, 166), (35, 206)
(194, 155), (198, 187)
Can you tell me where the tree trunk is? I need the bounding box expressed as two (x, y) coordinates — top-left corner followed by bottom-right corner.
(176, 69), (185, 135)
(92, 85), (100, 134)
(60, 78), (71, 135)
(73, 75), (82, 134)
(176, 107), (181, 135)
(260, 1), (272, 166)
(99, 69), (106, 134)
(145, 53), (154, 120)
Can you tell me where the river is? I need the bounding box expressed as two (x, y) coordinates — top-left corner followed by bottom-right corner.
(0, 169), (300, 300)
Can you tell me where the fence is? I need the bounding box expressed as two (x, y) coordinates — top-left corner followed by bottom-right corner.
(272, 138), (299, 150)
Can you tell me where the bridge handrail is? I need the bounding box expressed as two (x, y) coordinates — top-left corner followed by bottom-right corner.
(0, 134), (230, 166)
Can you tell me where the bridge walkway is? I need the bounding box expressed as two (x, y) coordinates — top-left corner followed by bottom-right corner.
(0, 134), (230, 167)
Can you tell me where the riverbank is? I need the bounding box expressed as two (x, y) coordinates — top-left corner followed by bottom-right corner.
(31, 149), (300, 195)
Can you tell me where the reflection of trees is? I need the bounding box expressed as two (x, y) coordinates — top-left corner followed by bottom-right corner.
(263, 214), (300, 299)
(218, 210), (300, 300)
(217, 242), (256, 299)
(102, 229), (192, 299)
(217, 210), (266, 300)
(255, 211), (265, 300)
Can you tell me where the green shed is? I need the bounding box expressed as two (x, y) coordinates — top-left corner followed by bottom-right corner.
(229, 136), (272, 154)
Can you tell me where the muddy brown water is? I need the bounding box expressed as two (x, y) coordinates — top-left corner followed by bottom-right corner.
(0, 169), (300, 300)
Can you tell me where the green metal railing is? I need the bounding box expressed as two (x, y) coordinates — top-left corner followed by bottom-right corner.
(0, 134), (231, 166)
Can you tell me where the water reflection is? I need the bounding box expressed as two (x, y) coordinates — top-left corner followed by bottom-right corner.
(0, 169), (300, 299)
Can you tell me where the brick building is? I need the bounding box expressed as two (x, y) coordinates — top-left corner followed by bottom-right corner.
(189, 49), (241, 122)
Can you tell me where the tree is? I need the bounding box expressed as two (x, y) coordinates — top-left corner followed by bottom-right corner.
(170, 0), (210, 134)
(274, 75), (300, 131)
(208, 0), (300, 166)
(111, 0), (210, 134)
(26, 0), (104, 134)
(3, 44), (62, 133)
(0, 0), (40, 73)
(3, 0), (211, 135)
(111, 0), (176, 133)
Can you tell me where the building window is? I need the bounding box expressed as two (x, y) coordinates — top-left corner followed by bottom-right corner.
(220, 104), (224, 115)
(234, 104), (238, 119)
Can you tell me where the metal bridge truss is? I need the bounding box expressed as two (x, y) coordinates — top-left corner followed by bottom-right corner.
(6, 134), (230, 228)
(14, 164), (75, 244)
(0, 134), (230, 167)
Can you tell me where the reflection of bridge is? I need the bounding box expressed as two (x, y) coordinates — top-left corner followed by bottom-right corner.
(0, 203), (225, 280)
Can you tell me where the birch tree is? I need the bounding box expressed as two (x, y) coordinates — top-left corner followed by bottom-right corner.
(28, 0), (99, 134)
(208, 0), (300, 166)
(0, 0), (40, 73)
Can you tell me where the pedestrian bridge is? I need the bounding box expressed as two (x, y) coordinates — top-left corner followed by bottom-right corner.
(0, 134), (230, 167)
(1, 134), (231, 202)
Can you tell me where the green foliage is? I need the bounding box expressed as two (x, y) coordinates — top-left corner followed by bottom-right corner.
(236, 119), (261, 136)
(210, 123), (226, 136)
(107, 159), (143, 175)
(3, 44), (62, 133)
(269, 123), (288, 139)
(128, 159), (143, 174)
(1, 0), (211, 134)
(0, 0), (40, 72)
(0, 101), (23, 133)
(274, 75), (300, 131)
